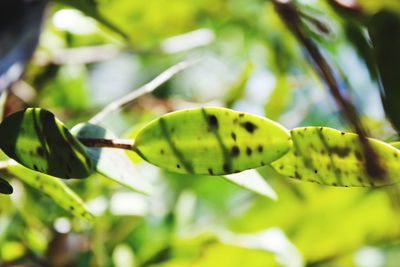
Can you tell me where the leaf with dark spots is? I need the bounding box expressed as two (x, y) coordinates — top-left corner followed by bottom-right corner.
(7, 163), (93, 220)
(134, 107), (290, 175)
(0, 108), (93, 179)
(272, 127), (400, 187)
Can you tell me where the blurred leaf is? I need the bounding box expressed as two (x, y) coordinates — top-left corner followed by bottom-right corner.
(7, 163), (93, 221)
(390, 142), (400, 150)
(264, 75), (291, 120)
(224, 63), (253, 108)
(223, 170), (277, 199)
(272, 127), (400, 187)
(0, 0), (47, 91)
(368, 11), (400, 132)
(0, 176), (12, 195)
(71, 123), (153, 194)
(0, 108), (93, 179)
(56, 0), (128, 40)
(134, 107), (290, 175)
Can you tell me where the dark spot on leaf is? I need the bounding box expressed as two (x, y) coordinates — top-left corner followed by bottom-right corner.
(208, 168), (213, 175)
(261, 161), (265, 166)
(231, 132), (237, 141)
(241, 121), (257, 133)
(394, 153), (398, 158)
(314, 170), (318, 174)
(233, 118), (239, 124)
(355, 151), (363, 160)
(160, 149), (164, 155)
(177, 164), (181, 169)
(331, 146), (351, 158)
(208, 115), (219, 129)
(70, 206), (75, 211)
(358, 177), (363, 183)
(294, 171), (301, 179)
(223, 163), (230, 173)
(33, 165), (39, 171)
(239, 113), (244, 117)
(257, 145), (263, 153)
(320, 127), (323, 131)
(231, 146), (240, 157)
(279, 165), (284, 170)
(332, 182), (337, 186)
(246, 147), (252, 156)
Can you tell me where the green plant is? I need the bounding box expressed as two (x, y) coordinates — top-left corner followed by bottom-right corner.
(1, 104), (399, 220)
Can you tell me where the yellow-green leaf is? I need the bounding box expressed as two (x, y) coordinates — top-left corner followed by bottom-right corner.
(271, 127), (400, 187)
(0, 108), (93, 179)
(7, 163), (93, 220)
(134, 107), (290, 175)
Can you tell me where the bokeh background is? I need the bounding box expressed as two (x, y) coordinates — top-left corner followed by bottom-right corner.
(1, 0), (400, 266)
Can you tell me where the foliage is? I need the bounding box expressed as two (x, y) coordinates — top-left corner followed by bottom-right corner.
(0, 0), (400, 266)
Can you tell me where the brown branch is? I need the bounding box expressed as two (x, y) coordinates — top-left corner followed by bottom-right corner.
(89, 59), (201, 124)
(273, 0), (385, 179)
(78, 138), (134, 150)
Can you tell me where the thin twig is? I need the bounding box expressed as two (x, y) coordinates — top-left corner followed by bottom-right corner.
(89, 59), (201, 124)
(273, 0), (385, 179)
(78, 138), (134, 150)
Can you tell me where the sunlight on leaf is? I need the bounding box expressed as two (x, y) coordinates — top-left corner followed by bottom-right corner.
(71, 123), (153, 194)
(134, 107), (291, 175)
(0, 108), (93, 179)
(7, 162), (93, 221)
(271, 127), (400, 187)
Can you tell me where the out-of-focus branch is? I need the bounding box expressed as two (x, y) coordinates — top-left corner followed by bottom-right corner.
(34, 45), (121, 65)
(273, 0), (385, 179)
(89, 58), (201, 124)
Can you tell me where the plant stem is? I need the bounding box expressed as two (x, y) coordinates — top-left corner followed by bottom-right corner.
(89, 59), (201, 124)
(78, 138), (135, 150)
(273, 0), (385, 179)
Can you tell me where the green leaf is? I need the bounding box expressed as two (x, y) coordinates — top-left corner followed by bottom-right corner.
(368, 11), (400, 132)
(390, 142), (400, 150)
(224, 63), (253, 108)
(0, 177), (13, 195)
(223, 170), (277, 199)
(71, 123), (153, 194)
(271, 127), (400, 187)
(134, 107), (290, 175)
(7, 163), (93, 221)
(0, 108), (93, 179)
